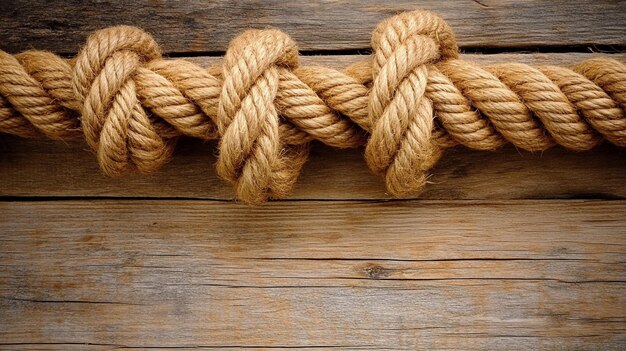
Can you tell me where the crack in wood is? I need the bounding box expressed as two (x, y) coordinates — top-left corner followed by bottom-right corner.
(1, 297), (144, 305)
(472, 0), (490, 8)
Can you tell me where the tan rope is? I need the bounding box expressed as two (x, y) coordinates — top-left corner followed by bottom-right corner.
(0, 9), (624, 203)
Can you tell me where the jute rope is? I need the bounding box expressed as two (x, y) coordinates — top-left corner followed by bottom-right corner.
(1, 9), (625, 203)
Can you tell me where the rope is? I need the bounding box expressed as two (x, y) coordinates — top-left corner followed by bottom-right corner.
(1, 9), (624, 203)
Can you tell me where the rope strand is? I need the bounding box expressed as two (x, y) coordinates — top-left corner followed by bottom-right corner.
(1, 9), (624, 203)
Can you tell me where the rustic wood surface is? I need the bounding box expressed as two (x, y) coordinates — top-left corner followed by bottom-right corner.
(1, 0), (625, 54)
(1, 200), (625, 350)
(1, 0), (625, 349)
(2, 137), (625, 200)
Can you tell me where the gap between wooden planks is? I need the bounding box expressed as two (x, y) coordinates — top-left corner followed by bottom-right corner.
(0, 200), (624, 350)
(1, 53), (625, 200)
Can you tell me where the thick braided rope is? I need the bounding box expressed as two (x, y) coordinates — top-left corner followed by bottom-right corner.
(1, 9), (625, 203)
(366, 10), (459, 195)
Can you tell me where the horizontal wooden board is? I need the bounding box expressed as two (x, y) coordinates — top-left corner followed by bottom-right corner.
(0, 0), (625, 54)
(1, 53), (625, 200)
(0, 200), (624, 350)
(2, 137), (625, 200)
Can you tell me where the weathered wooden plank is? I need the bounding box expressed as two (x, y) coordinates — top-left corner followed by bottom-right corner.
(2, 137), (625, 200)
(0, 200), (624, 349)
(1, 0), (624, 54)
(1, 54), (625, 200)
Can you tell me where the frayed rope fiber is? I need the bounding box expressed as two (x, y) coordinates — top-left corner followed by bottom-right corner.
(1, 9), (625, 203)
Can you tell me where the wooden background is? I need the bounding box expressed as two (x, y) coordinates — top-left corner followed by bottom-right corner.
(1, 1), (625, 349)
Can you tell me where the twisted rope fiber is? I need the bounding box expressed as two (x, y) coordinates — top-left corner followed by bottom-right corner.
(1, 10), (625, 203)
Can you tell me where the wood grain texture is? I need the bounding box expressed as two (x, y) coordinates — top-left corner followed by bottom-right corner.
(1, 0), (625, 54)
(1, 53), (625, 200)
(2, 137), (625, 200)
(1, 3), (626, 349)
(0, 200), (624, 350)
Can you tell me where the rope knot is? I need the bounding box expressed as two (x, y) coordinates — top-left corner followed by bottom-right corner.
(366, 9), (459, 196)
(217, 28), (304, 203)
(72, 25), (174, 176)
(371, 9), (458, 73)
